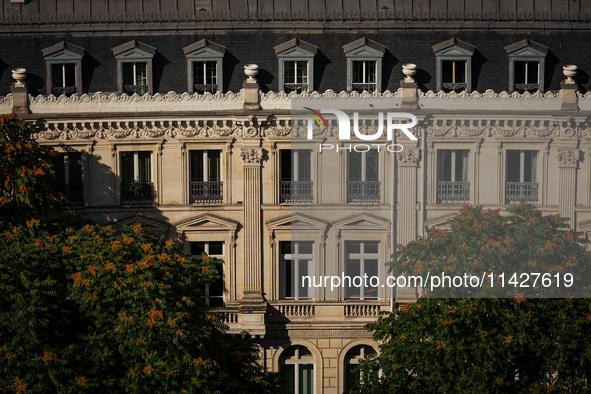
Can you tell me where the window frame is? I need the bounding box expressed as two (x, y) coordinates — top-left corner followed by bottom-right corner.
(346, 149), (381, 203)
(183, 39), (225, 94)
(344, 241), (380, 300)
(56, 151), (84, 206)
(191, 241), (225, 307)
(499, 141), (547, 206)
(343, 37), (385, 93)
(188, 149), (223, 204)
(279, 241), (315, 300)
(279, 346), (315, 394)
(275, 38), (317, 94)
(112, 40), (155, 95)
(112, 142), (161, 206)
(505, 39), (548, 93)
(432, 38), (475, 93)
(42, 41), (84, 96)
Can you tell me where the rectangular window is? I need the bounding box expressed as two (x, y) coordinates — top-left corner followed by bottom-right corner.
(514, 61), (539, 93)
(345, 241), (379, 300)
(55, 152), (83, 205)
(506, 150), (538, 203)
(191, 241), (224, 307)
(441, 60), (467, 92)
(189, 150), (222, 203)
(347, 150), (379, 203)
(280, 150), (312, 203)
(122, 62), (148, 96)
(120, 151), (153, 204)
(284, 60), (309, 94)
(192, 61), (218, 94)
(437, 150), (470, 203)
(352, 60), (377, 93)
(280, 241), (314, 300)
(51, 63), (77, 96)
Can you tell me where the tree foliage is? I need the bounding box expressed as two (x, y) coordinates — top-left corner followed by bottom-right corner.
(357, 205), (591, 394)
(0, 114), (64, 227)
(0, 221), (283, 394)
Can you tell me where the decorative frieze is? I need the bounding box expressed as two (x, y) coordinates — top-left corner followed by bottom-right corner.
(266, 330), (373, 338)
(397, 149), (420, 166)
(240, 148), (263, 166)
(557, 149), (580, 168)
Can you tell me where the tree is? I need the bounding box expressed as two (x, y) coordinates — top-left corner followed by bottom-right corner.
(0, 113), (64, 227)
(357, 205), (591, 394)
(0, 221), (283, 394)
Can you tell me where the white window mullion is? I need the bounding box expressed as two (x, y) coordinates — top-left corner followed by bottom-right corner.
(133, 152), (139, 182)
(361, 152), (367, 182)
(64, 153), (70, 185)
(62, 64), (66, 88)
(520, 150), (525, 183)
(293, 150), (299, 182)
(203, 150), (209, 182)
(451, 150), (456, 183)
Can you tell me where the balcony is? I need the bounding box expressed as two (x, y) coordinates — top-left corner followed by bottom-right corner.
(280, 181), (313, 203)
(506, 182), (538, 203)
(442, 82), (467, 92)
(120, 182), (154, 204)
(347, 181), (380, 203)
(123, 85), (148, 95)
(284, 83), (308, 93)
(58, 183), (84, 205)
(193, 84), (218, 94)
(352, 83), (377, 93)
(437, 181), (470, 203)
(52, 86), (77, 96)
(190, 181), (223, 204)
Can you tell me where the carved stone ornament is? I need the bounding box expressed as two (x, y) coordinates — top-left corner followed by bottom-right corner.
(240, 148), (263, 165)
(397, 149), (420, 166)
(557, 149), (580, 168)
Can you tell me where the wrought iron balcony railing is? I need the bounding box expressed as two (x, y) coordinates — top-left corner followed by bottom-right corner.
(52, 86), (77, 96)
(506, 182), (538, 203)
(515, 83), (539, 92)
(123, 85), (148, 95)
(120, 182), (154, 204)
(437, 181), (470, 203)
(280, 181), (313, 203)
(352, 83), (377, 93)
(283, 83), (308, 93)
(189, 181), (223, 203)
(442, 82), (467, 91)
(58, 183), (84, 205)
(347, 181), (380, 203)
(193, 84), (218, 93)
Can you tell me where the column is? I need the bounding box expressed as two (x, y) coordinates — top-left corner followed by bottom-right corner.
(557, 149), (580, 228)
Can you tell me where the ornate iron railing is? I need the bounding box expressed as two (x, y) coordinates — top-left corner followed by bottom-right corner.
(437, 181), (470, 203)
(442, 82), (467, 91)
(52, 86), (77, 96)
(120, 182), (154, 204)
(193, 84), (218, 93)
(280, 181), (313, 203)
(352, 83), (377, 93)
(506, 182), (538, 203)
(123, 85), (148, 95)
(189, 181), (223, 203)
(58, 183), (84, 205)
(347, 181), (380, 203)
(283, 83), (308, 93)
(515, 83), (539, 92)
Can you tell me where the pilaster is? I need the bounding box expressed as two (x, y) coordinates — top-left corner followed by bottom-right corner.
(557, 149), (580, 228)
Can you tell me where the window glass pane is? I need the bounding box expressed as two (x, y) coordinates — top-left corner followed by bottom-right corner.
(515, 62), (527, 85)
(506, 151), (521, 183)
(366, 61), (376, 84)
(298, 150), (312, 181)
(346, 241), (361, 254)
(55, 153), (66, 184)
(191, 242), (206, 256)
(121, 152), (135, 182)
(299, 364), (314, 394)
(523, 151), (537, 183)
(364, 241), (379, 254)
(345, 364), (360, 393)
(193, 62), (204, 85)
(281, 365), (295, 394)
(366, 150), (379, 181)
(136, 62), (147, 85)
(442, 61), (454, 84)
(284, 61), (296, 84)
(285, 259), (294, 298)
(280, 241), (292, 255)
(206, 61), (217, 85)
(455, 150), (469, 182)
(438, 150), (452, 181)
(280, 150), (292, 181)
(209, 241), (224, 256)
(364, 259), (379, 299)
(527, 61), (539, 84)
(138, 152), (151, 182)
(52, 64), (64, 88)
(209, 277), (224, 299)
(352, 61), (363, 84)
(299, 241), (313, 255)
(64, 63), (76, 87)
(123, 63), (134, 85)
(298, 259), (310, 299)
(348, 151), (362, 181)
(345, 259), (361, 298)
(296, 61), (308, 84)
(208, 150), (221, 182)
(456, 60), (466, 83)
(190, 151), (205, 182)
(69, 152), (83, 184)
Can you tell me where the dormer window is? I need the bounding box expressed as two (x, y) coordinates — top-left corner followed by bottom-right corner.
(183, 39), (225, 94)
(42, 41), (84, 96)
(432, 38), (475, 93)
(112, 40), (156, 96)
(343, 38), (385, 93)
(275, 38), (318, 94)
(505, 39), (548, 93)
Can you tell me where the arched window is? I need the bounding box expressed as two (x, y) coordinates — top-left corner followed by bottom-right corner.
(344, 345), (377, 393)
(280, 345), (314, 394)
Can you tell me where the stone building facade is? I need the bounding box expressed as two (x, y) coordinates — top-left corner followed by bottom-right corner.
(3, 1), (591, 392)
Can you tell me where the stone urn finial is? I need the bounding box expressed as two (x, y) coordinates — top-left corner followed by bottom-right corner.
(12, 68), (27, 88)
(402, 63), (417, 84)
(563, 65), (578, 85)
(244, 64), (259, 84)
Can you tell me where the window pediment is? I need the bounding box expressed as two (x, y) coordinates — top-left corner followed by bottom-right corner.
(505, 39), (548, 57)
(183, 39), (226, 59)
(42, 41), (84, 61)
(112, 40), (156, 60)
(423, 213), (459, 230)
(111, 214), (169, 235)
(432, 38), (475, 57)
(274, 38), (318, 58)
(332, 213), (389, 230)
(176, 213), (239, 232)
(266, 213), (328, 231)
(343, 37), (385, 58)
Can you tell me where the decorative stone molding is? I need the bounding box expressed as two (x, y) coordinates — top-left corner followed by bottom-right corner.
(266, 330), (373, 338)
(397, 149), (420, 166)
(240, 148), (263, 166)
(557, 150), (580, 168)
